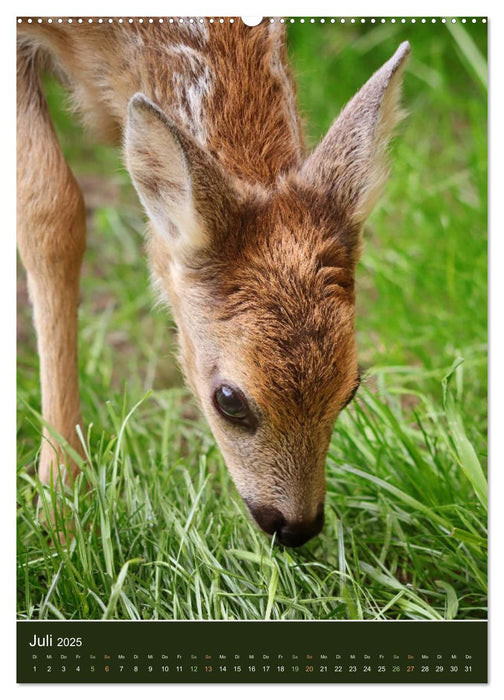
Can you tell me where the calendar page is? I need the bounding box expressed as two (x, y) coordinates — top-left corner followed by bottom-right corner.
(16, 13), (488, 684)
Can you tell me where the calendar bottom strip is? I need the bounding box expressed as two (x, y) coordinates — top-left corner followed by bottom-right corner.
(17, 619), (487, 683)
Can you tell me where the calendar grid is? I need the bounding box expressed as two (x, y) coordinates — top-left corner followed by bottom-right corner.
(17, 620), (487, 683)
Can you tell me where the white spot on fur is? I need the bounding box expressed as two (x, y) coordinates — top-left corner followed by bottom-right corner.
(169, 44), (212, 144)
(177, 19), (209, 42)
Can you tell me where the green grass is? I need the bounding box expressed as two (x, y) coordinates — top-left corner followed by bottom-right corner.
(17, 20), (487, 620)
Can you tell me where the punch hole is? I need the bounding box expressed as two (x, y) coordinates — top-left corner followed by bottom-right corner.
(241, 17), (263, 26)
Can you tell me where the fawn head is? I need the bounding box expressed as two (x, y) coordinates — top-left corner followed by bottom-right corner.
(125, 42), (410, 546)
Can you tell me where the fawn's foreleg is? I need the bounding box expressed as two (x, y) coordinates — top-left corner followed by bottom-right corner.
(17, 43), (86, 484)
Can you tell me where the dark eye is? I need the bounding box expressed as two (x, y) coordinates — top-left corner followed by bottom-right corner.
(212, 384), (257, 429)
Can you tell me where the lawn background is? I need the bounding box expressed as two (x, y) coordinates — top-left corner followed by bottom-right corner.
(17, 18), (487, 620)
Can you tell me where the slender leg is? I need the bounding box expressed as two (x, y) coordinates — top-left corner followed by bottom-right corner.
(17, 43), (86, 484)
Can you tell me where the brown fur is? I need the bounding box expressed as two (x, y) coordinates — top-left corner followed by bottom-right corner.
(17, 40), (86, 483)
(17, 18), (409, 545)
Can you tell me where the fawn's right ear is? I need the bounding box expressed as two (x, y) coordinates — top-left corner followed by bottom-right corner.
(125, 93), (237, 259)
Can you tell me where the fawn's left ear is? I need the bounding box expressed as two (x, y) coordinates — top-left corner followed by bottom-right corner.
(125, 93), (238, 260)
(300, 42), (410, 234)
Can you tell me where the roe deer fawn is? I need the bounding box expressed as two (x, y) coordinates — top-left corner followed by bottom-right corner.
(17, 18), (409, 547)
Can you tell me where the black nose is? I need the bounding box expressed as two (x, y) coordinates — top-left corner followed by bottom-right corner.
(245, 501), (325, 547)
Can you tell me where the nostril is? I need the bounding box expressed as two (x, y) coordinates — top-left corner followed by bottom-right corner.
(245, 500), (285, 535)
(244, 500), (326, 545)
(277, 506), (325, 548)
(277, 527), (312, 548)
